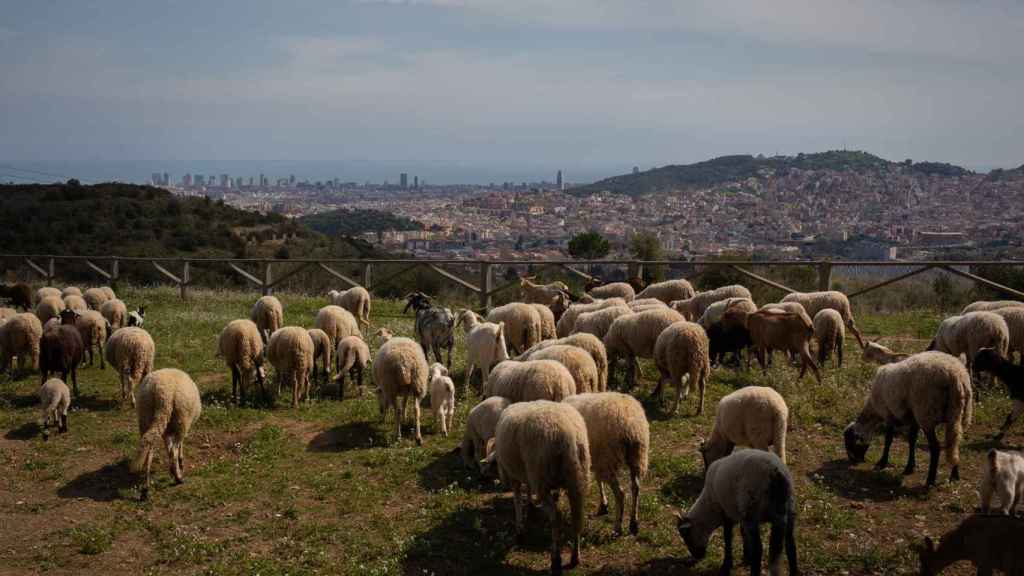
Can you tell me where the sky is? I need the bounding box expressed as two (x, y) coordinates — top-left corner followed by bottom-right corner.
(1, 0), (1023, 184)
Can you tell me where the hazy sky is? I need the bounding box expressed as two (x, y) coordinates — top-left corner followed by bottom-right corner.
(2, 0), (1022, 182)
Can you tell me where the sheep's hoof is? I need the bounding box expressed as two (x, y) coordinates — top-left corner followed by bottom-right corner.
(950, 467), (960, 482)
(629, 520), (639, 536)
(139, 487), (150, 501)
(597, 503), (609, 516)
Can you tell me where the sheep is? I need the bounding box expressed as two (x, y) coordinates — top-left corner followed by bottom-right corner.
(486, 302), (541, 356)
(862, 340), (910, 365)
(0, 312), (43, 374)
(653, 320), (710, 415)
(130, 368), (202, 499)
(993, 306), (1024, 363)
(844, 351), (973, 487)
(745, 308), (822, 384)
(520, 276), (571, 305)
(98, 286), (115, 301)
(40, 309), (84, 398)
(676, 449), (798, 576)
(402, 291), (433, 314)
(250, 295), (284, 344)
(0, 282), (32, 311)
(104, 327), (156, 406)
(127, 306), (146, 328)
(100, 298), (128, 330)
(628, 297), (668, 311)
(328, 286), (371, 327)
(980, 448), (1024, 515)
(530, 303), (557, 340)
(456, 310), (510, 390)
(556, 297), (627, 337)
(35, 295), (64, 324)
(61, 286), (82, 297)
(700, 386), (789, 468)
(82, 287), (109, 310)
(781, 290), (865, 348)
(415, 306), (456, 367)
(602, 307), (685, 390)
(585, 281), (636, 302)
(962, 300), (1024, 314)
(267, 326), (315, 409)
(461, 395), (511, 471)
(564, 392), (649, 536)
(429, 363), (456, 437)
(927, 311), (1010, 373)
(973, 347), (1024, 441)
(635, 278), (695, 305)
(62, 294), (88, 312)
(35, 286), (61, 305)
(550, 290), (571, 323)
(519, 332), (609, 392)
(483, 359), (576, 402)
(812, 308), (845, 368)
(307, 328), (333, 386)
(914, 515), (1024, 576)
(0, 307), (15, 324)
(314, 304), (362, 347)
(482, 400), (590, 574)
(217, 319), (266, 406)
(38, 377), (70, 439)
(571, 304), (632, 339)
(707, 320), (753, 369)
(373, 335), (429, 445)
(698, 297), (757, 329)
(520, 344), (599, 394)
(334, 335), (370, 399)
(75, 310), (108, 369)
(671, 285), (753, 321)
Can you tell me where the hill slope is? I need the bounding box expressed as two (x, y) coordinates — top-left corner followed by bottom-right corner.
(298, 207), (423, 237)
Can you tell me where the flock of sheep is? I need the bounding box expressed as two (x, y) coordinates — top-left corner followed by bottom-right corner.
(3, 275), (1024, 574)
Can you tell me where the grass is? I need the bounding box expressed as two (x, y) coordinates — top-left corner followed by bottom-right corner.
(0, 286), (1008, 575)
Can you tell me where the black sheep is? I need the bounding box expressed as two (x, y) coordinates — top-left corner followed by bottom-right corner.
(0, 282), (32, 311)
(40, 308), (85, 398)
(974, 347), (1024, 441)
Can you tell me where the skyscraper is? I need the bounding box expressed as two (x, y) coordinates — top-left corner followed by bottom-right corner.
(220, 174), (230, 187)
(183, 173), (192, 187)
(400, 173), (408, 189)
(413, 176), (418, 189)
(556, 170), (563, 190)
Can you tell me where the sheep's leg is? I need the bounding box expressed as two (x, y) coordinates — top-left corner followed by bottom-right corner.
(923, 428), (941, 487)
(609, 476), (625, 536)
(337, 372), (346, 400)
(768, 517), (785, 576)
(980, 476), (994, 513)
(230, 366), (240, 404)
(464, 363), (475, 391)
(393, 398), (402, 440)
(784, 514), (798, 576)
(995, 482), (1015, 515)
(875, 425), (895, 470)
(719, 519), (734, 575)
(903, 425), (919, 476)
(512, 484), (525, 539)
(625, 355), (637, 391)
(596, 482), (609, 515)
(413, 399), (422, 446)
(70, 367), (79, 399)
(836, 341), (843, 368)
(741, 520), (762, 575)
(995, 400), (1024, 441)
(60, 412), (68, 433)
(140, 447), (155, 500)
(446, 344), (452, 369)
(542, 492), (562, 575)
(799, 345), (821, 384)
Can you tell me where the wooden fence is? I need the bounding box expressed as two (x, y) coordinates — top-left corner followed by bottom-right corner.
(4, 254), (1024, 310)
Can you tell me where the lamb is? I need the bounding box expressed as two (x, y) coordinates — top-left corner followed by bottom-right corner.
(698, 297), (757, 329)
(75, 310), (108, 369)
(217, 319), (266, 406)
(415, 306), (456, 367)
(556, 297), (627, 337)
(519, 332), (609, 392)
(35, 286), (61, 305)
(812, 308), (845, 368)
(62, 294), (87, 312)
(635, 278), (695, 305)
(100, 298), (128, 330)
(914, 515), (1024, 576)
(334, 335), (370, 399)
(40, 309), (84, 398)
(962, 300), (1024, 314)
(520, 277), (571, 305)
(973, 347), (1024, 441)
(564, 392), (649, 536)
(267, 326), (315, 409)
(428, 363), (456, 437)
(602, 307), (685, 389)
(520, 344), (599, 394)
(307, 328), (333, 386)
(61, 287), (82, 297)
(0, 282), (32, 311)
(701, 386), (789, 468)
(35, 295), (64, 324)
(745, 308), (822, 384)
(104, 327), (156, 406)
(0, 313), (43, 374)
(130, 368), (202, 499)
(250, 295), (284, 344)
(781, 290), (865, 348)
(483, 359), (576, 402)
(844, 351), (973, 487)
(38, 377), (70, 439)
(671, 285), (753, 321)
(82, 287), (110, 310)
(482, 400), (590, 574)
(460, 396), (511, 471)
(127, 306), (145, 328)
(927, 311), (1010, 373)
(314, 305), (362, 351)
(652, 320), (710, 415)
(676, 449), (798, 576)
(980, 448), (1024, 515)
(486, 302), (541, 355)
(456, 310), (510, 390)
(571, 304), (632, 339)
(862, 341), (910, 365)
(530, 303), (557, 340)
(585, 280), (636, 302)
(992, 306), (1024, 363)
(327, 286), (371, 327)
(373, 335), (429, 445)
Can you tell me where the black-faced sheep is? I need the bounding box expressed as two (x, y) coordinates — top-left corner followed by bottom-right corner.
(373, 335), (429, 445)
(267, 326), (315, 409)
(972, 347), (1024, 441)
(781, 290), (865, 348)
(130, 368), (202, 499)
(40, 309), (84, 398)
(0, 282), (32, 311)
(217, 319), (266, 406)
(914, 514), (1024, 576)
(104, 327), (156, 406)
(335, 335), (370, 399)
(701, 386), (789, 468)
(652, 320), (710, 415)
(250, 296), (284, 344)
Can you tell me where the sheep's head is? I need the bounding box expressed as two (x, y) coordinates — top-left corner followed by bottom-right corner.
(674, 510), (709, 560)
(58, 308), (79, 325)
(374, 327), (393, 343)
(973, 347), (1003, 373)
(253, 356), (266, 387)
(128, 307), (145, 327)
(843, 422), (870, 463)
(583, 277), (603, 291)
(403, 292), (431, 314)
(429, 363), (448, 380)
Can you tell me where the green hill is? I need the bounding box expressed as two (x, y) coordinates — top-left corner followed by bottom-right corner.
(298, 208), (423, 237)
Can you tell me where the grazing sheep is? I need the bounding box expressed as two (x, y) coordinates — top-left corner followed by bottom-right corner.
(520, 277), (571, 305)
(483, 359), (576, 402)
(40, 309), (84, 398)
(671, 285), (752, 321)
(334, 335), (370, 399)
(813, 308), (845, 368)
(550, 291), (571, 324)
(962, 300), (1024, 314)
(486, 302), (542, 355)
(928, 311), (1010, 373)
(35, 286), (61, 305)
(973, 347), (1024, 441)
(0, 312), (43, 374)
(250, 296), (284, 344)
(38, 377), (70, 439)
(0, 307), (15, 324)
(530, 303), (557, 341)
(314, 305), (362, 350)
(564, 392), (649, 536)
(456, 310), (510, 390)
(980, 448), (1024, 515)
(61, 287), (82, 297)
(0, 282), (32, 311)
(781, 290), (865, 348)
(556, 298), (627, 337)
(217, 319), (266, 406)
(745, 308), (822, 384)
(862, 341), (910, 365)
(603, 307), (685, 390)
(707, 320), (753, 369)
(127, 306), (146, 328)
(521, 344), (599, 394)
(104, 327), (156, 406)
(698, 297), (757, 329)
(993, 306), (1024, 363)
(429, 363), (456, 437)
(628, 298), (668, 312)
(62, 294), (87, 312)
(461, 396), (511, 471)
(75, 310), (108, 369)
(844, 351), (973, 487)
(585, 281), (636, 302)
(267, 326), (315, 409)
(760, 301), (808, 316)
(914, 515), (1024, 576)
(571, 304), (632, 339)
(635, 278), (695, 305)
(653, 320), (710, 415)
(676, 449), (798, 576)
(701, 386), (789, 468)
(415, 306), (456, 367)
(99, 286), (115, 301)
(519, 333), (609, 393)
(82, 287), (109, 310)
(482, 400), (590, 574)
(100, 298), (128, 330)
(130, 368), (202, 499)
(328, 286), (372, 327)
(373, 335), (429, 445)
(307, 328), (333, 386)
(35, 295), (64, 324)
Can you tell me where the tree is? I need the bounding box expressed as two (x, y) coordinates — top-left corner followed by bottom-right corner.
(568, 231), (610, 260)
(630, 232), (665, 282)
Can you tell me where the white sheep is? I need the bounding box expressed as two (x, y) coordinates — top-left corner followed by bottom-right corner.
(63, 294), (88, 313)
(429, 363), (456, 437)
(844, 351), (973, 487)
(0, 313), (43, 374)
(217, 319), (266, 406)
(628, 297), (669, 311)
(518, 332), (609, 393)
(82, 287), (109, 310)
(670, 285), (752, 321)
(307, 327), (333, 386)
(486, 302), (541, 355)
(603, 307), (685, 389)
(314, 305), (362, 350)
(0, 307), (15, 324)
(61, 287), (82, 297)
(697, 297), (757, 329)
(35, 286), (61, 304)
(700, 386), (788, 467)
(35, 295), (64, 325)
(482, 400), (590, 574)
(571, 304), (632, 339)
(75, 310), (108, 369)
(564, 392), (649, 536)
(104, 327), (156, 406)
(328, 286), (371, 327)
(556, 297), (627, 337)
(460, 395), (511, 471)
(334, 335), (370, 399)
(529, 303), (557, 341)
(980, 448), (1024, 515)
(992, 306), (1024, 363)
(267, 326), (315, 408)
(928, 311), (1010, 372)
(635, 278), (695, 304)
(483, 359), (576, 402)
(586, 281), (636, 302)
(99, 286), (115, 301)
(861, 340), (910, 365)
(962, 300), (1024, 314)
(812, 308), (845, 368)
(519, 277), (571, 305)
(130, 368), (202, 499)
(456, 310), (510, 390)
(38, 377), (70, 439)
(781, 290), (865, 348)
(100, 298), (128, 330)
(250, 295), (284, 344)
(520, 344), (599, 394)
(373, 335), (429, 445)
(652, 320), (710, 415)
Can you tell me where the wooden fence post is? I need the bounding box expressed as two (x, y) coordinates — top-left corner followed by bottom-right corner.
(628, 261), (644, 282)
(363, 263), (373, 291)
(479, 262), (492, 311)
(817, 261), (833, 292)
(181, 261), (190, 300)
(262, 261), (272, 296)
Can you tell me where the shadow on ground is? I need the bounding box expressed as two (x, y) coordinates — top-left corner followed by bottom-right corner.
(416, 445), (499, 492)
(810, 458), (928, 502)
(306, 421), (388, 452)
(5, 420), (41, 440)
(57, 460), (137, 502)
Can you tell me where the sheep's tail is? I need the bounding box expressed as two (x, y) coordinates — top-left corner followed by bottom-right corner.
(988, 448), (999, 478)
(130, 402), (172, 473)
(625, 437), (649, 480)
(773, 411), (788, 465)
(945, 375), (970, 468)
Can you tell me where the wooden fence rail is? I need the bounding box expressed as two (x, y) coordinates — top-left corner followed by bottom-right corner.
(4, 254), (1024, 309)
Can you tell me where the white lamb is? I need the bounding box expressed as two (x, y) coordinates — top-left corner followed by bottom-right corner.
(428, 363), (456, 437)
(456, 310), (510, 390)
(38, 377), (70, 439)
(980, 449), (1024, 515)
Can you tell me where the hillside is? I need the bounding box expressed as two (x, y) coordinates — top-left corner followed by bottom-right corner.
(298, 207), (423, 237)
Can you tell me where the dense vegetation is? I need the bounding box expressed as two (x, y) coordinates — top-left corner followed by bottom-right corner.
(298, 207), (423, 238)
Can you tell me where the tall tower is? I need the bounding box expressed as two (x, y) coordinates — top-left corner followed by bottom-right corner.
(556, 170), (563, 190)
(400, 173), (408, 189)
(414, 175), (418, 189)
